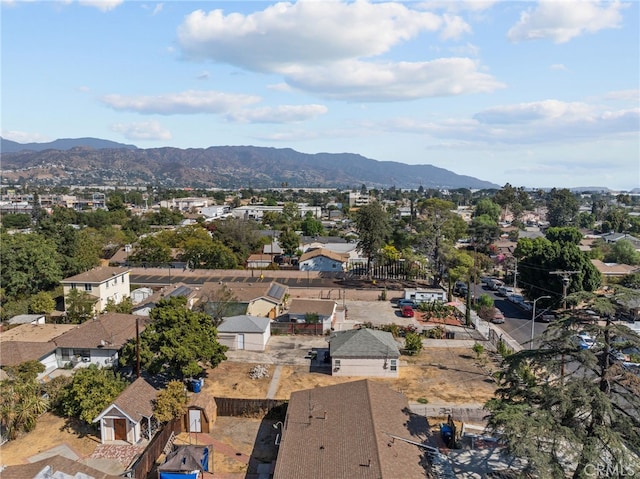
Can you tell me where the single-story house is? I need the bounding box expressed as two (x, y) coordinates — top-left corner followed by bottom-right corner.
(198, 281), (288, 319)
(246, 254), (274, 269)
(298, 248), (348, 272)
(287, 298), (337, 333)
(132, 283), (198, 316)
(217, 315), (271, 351)
(7, 314), (45, 326)
(185, 393), (217, 434)
(404, 287), (447, 304)
(93, 377), (158, 444)
(591, 260), (639, 278)
(273, 380), (428, 479)
(1, 455), (122, 479)
(53, 313), (146, 370)
(328, 328), (400, 378)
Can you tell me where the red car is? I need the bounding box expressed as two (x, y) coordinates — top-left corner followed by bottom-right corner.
(402, 306), (415, 318)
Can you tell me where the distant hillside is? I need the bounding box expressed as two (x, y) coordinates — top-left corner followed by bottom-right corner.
(1, 137), (137, 153)
(0, 138), (499, 190)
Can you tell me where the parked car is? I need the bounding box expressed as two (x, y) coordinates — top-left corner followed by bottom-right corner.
(497, 286), (515, 297)
(490, 308), (505, 324)
(574, 332), (596, 350)
(541, 312), (556, 322)
(486, 278), (504, 291)
(401, 305), (415, 318)
(397, 299), (418, 309)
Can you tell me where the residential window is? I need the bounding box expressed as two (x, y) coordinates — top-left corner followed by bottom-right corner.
(390, 359), (397, 371)
(70, 284), (77, 290)
(334, 359), (341, 369)
(84, 284), (92, 291)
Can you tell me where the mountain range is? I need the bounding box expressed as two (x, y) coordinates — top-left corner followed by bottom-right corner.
(1, 137), (499, 190)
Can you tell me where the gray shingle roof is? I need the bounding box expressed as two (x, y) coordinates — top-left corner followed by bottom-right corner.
(329, 328), (400, 359)
(218, 315), (270, 333)
(61, 266), (130, 284)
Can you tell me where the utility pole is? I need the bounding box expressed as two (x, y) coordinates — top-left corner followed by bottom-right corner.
(550, 270), (579, 309)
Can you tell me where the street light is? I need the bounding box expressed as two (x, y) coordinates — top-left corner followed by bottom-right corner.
(530, 295), (551, 349)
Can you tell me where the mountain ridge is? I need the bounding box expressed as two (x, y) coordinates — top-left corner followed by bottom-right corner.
(1, 137), (499, 190)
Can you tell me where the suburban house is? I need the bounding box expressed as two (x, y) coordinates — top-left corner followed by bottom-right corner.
(245, 254), (274, 269)
(158, 445), (211, 479)
(404, 287), (447, 304)
(61, 266), (131, 315)
(328, 328), (400, 378)
(298, 248), (348, 272)
(53, 313), (145, 370)
(198, 281), (288, 319)
(1, 454), (122, 479)
(93, 377), (159, 444)
(601, 232), (640, 250)
(0, 323), (75, 380)
(287, 298), (338, 333)
(273, 380), (428, 479)
(132, 283), (198, 316)
(217, 315), (271, 351)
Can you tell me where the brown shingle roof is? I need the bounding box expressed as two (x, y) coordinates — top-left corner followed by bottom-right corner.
(0, 341), (56, 367)
(273, 380), (428, 479)
(299, 248), (348, 264)
(1, 455), (122, 479)
(61, 266), (130, 284)
(288, 298), (337, 316)
(199, 281), (287, 303)
(0, 323), (75, 342)
(104, 377), (158, 423)
(54, 313), (146, 349)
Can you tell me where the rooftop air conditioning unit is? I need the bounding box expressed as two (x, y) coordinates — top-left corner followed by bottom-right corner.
(81, 357), (91, 362)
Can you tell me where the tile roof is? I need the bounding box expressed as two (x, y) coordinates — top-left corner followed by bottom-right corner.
(0, 341), (56, 367)
(329, 328), (400, 359)
(218, 315), (270, 333)
(288, 299), (337, 316)
(61, 266), (130, 284)
(273, 380), (429, 479)
(54, 313), (146, 349)
(1, 454), (122, 479)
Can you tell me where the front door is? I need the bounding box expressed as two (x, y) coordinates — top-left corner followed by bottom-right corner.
(113, 418), (127, 441)
(189, 409), (202, 432)
(237, 334), (245, 350)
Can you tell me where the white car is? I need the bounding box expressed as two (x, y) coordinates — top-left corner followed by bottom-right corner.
(498, 286), (515, 297)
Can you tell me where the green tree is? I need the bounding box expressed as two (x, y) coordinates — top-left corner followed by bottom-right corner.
(0, 233), (63, 299)
(469, 215), (500, 252)
(0, 361), (48, 440)
(196, 284), (239, 326)
(29, 291), (56, 314)
(57, 365), (127, 424)
(104, 297), (133, 314)
(128, 235), (172, 266)
(300, 213), (323, 236)
(120, 296), (227, 379)
(605, 239), (640, 265)
(546, 188), (579, 227)
(473, 198), (501, 223)
(404, 332), (423, 356)
(64, 289), (97, 324)
(1, 213), (32, 229)
(486, 289), (640, 478)
(545, 226), (583, 245)
(153, 380), (188, 423)
(182, 238), (238, 269)
(355, 202), (391, 268)
(279, 228), (300, 256)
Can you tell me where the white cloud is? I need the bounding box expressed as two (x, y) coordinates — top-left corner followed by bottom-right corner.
(440, 13), (472, 40)
(227, 104), (328, 123)
(196, 71), (210, 80)
(550, 63), (568, 71)
(177, 1), (446, 71)
(473, 100), (592, 124)
(78, 0), (124, 12)
(101, 90), (261, 115)
(1, 130), (50, 143)
(507, 0), (625, 44)
(603, 89), (640, 103)
(111, 121), (172, 141)
(284, 58), (505, 101)
(152, 3), (163, 16)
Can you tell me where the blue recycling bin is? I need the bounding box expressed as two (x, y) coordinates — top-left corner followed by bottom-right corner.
(191, 378), (202, 393)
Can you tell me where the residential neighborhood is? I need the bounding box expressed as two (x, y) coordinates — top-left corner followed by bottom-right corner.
(1, 184), (640, 479)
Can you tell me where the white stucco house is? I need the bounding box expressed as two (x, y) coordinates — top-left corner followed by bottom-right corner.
(328, 328), (400, 378)
(287, 298), (337, 333)
(61, 266), (131, 315)
(217, 315), (271, 351)
(298, 248), (348, 272)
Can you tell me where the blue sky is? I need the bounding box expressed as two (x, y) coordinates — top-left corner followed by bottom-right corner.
(2, 0), (638, 190)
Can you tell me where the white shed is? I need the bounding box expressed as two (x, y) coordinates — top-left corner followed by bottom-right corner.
(217, 315), (271, 351)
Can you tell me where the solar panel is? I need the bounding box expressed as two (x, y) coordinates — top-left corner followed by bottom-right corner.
(168, 285), (192, 298)
(267, 283), (285, 299)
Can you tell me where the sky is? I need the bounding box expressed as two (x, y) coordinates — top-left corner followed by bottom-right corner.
(1, 0), (639, 191)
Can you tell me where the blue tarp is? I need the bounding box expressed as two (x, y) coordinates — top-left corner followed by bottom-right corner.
(159, 473), (198, 479)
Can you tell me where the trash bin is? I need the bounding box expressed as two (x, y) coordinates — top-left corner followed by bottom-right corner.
(191, 378), (202, 393)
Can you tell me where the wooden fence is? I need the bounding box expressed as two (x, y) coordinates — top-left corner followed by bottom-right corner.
(129, 417), (182, 479)
(214, 397), (287, 418)
(271, 322), (324, 335)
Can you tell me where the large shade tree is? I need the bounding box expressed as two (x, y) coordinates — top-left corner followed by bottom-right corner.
(355, 201), (391, 269)
(486, 288), (640, 478)
(120, 296), (227, 379)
